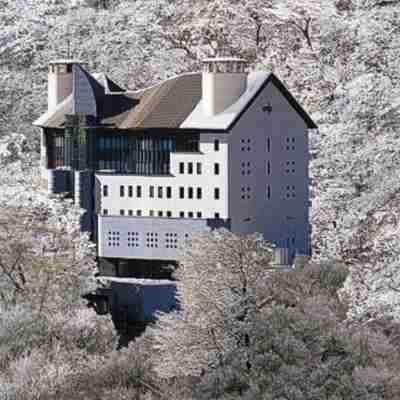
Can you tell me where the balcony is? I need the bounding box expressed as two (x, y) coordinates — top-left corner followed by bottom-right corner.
(98, 215), (230, 260)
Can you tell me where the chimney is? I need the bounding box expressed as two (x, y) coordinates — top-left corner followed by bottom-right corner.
(47, 60), (79, 112)
(202, 57), (247, 116)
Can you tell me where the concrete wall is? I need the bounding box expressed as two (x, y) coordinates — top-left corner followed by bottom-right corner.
(96, 133), (228, 219)
(48, 65), (73, 112)
(228, 80), (310, 257)
(98, 215), (230, 260)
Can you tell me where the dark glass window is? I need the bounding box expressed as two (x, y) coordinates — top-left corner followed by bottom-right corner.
(179, 162), (184, 174)
(188, 212), (194, 218)
(103, 209), (108, 215)
(197, 188), (202, 199)
(215, 212), (220, 219)
(179, 211), (184, 218)
(120, 186), (125, 197)
(179, 187), (184, 199)
(197, 163), (202, 175)
(128, 186), (133, 197)
(214, 188), (220, 200)
(120, 209), (125, 216)
(149, 186), (154, 198)
(166, 187), (172, 198)
(103, 185), (108, 197)
(149, 210), (154, 216)
(136, 185), (142, 198)
(214, 139), (220, 151)
(197, 212), (202, 218)
(158, 211), (163, 217)
(158, 186), (163, 198)
(137, 210), (142, 216)
(166, 211), (172, 218)
(214, 163), (220, 175)
(128, 210), (133, 216)
(188, 187), (193, 199)
(188, 162), (193, 174)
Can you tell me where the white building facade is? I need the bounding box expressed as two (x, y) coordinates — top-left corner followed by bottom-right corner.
(34, 57), (316, 276)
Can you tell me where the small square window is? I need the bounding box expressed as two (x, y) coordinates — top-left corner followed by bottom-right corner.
(158, 211), (163, 217)
(197, 162), (202, 175)
(149, 210), (154, 217)
(188, 162), (193, 174)
(128, 210), (133, 216)
(103, 209), (108, 215)
(166, 186), (172, 198)
(167, 211), (172, 218)
(120, 209), (125, 216)
(188, 212), (194, 218)
(179, 187), (185, 199)
(197, 212), (202, 218)
(214, 213), (220, 219)
(179, 211), (185, 218)
(179, 162), (184, 174)
(137, 210), (142, 216)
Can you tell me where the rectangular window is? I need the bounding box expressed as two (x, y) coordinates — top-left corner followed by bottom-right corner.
(214, 188), (220, 200)
(120, 186), (125, 197)
(215, 212), (220, 219)
(158, 186), (163, 199)
(149, 186), (154, 198)
(136, 185), (142, 198)
(188, 187), (193, 199)
(267, 161), (271, 175)
(167, 211), (172, 218)
(197, 187), (202, 199)
(214, 163), (220, 175)
(137, 210), (142, 216)
(166, 187), (172, 198)
(103, 209), (108, 215)
(179, 162), (184, 174)
(128, 210), (133, 216)
(267, 137), (271, 152)
(149, 210), (154, 217)
(128, 185), (133, 197)
(179, 187), (184, 199)
(103, 185), (108, 197)
(188, 212), (194, 218)
(120, 209), (125, 216)
(267, 185), (271, 199)
(197, 212), (202, 218)
(158, 211), (163, 217)
(214, 139), (220, 151)
(196, 162), (202, 175)
(188, 162), (193, 174)
(179, 211), (185, 218)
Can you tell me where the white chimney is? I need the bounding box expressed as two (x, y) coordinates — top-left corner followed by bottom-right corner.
(47, 60), (78, 112)
(202, 57), (247, 116)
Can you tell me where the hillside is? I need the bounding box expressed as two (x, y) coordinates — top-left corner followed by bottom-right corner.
(1, 0), (399, 321)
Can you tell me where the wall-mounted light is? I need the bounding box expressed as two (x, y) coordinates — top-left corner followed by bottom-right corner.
(262, 102), (272, 114)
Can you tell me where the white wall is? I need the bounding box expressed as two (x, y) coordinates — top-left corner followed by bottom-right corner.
(96, 134), (228, 219)
(48, 69), (73, 112)
(228, 80), (310, 256)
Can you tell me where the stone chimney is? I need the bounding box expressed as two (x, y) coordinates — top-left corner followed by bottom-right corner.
(47, 60), (79, 112)
(202, 57), (247, 116)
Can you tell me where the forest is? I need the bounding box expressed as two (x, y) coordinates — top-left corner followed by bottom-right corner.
(1, 0), (400, 398)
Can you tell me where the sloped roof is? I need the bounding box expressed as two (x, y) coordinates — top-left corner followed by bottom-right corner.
(34, 68), (316, 130)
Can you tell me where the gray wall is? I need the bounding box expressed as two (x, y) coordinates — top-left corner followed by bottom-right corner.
(98, 215), (230, 260)
(228, 81), (310, 257)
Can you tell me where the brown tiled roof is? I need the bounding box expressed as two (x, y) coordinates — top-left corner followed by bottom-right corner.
(36, 73), (202, 130)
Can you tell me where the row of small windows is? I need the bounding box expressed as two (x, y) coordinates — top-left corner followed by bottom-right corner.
(236, 185), (298, 200)
(103, 185), (220, 200)
(102, 210), (221, 219)
(179, 162), (220, 175)
(240, 137), (297, 153)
